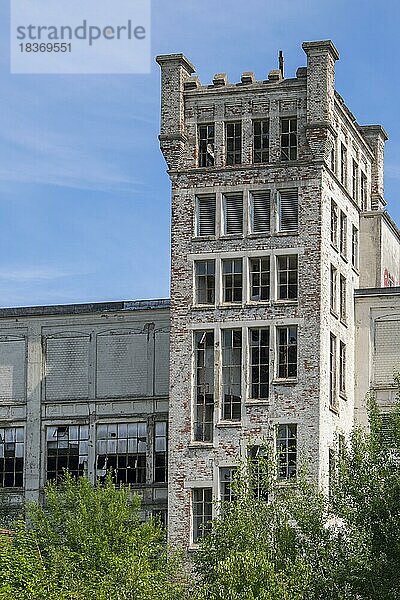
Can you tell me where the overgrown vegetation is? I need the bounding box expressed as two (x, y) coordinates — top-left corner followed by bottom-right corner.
(1, 384), (399, 599)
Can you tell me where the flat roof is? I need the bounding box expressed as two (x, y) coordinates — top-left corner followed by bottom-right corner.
(0, 298), (170, 318)
(355, 287), (400, 297)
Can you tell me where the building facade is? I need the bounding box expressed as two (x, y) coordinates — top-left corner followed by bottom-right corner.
(157, 39), (400, 548)
(0, 39), (398, 550)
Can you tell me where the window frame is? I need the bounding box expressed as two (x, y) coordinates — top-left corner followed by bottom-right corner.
(221, 329), (242, 422)
(0, 426), (24, 489)
(193, 331), (215, 443)
(276, 424), (297, 480)
(249, 256), (270, 302)
(276, 325), (298, 380)
(276, 254), (298, 301)
(280, 117), (297, 161)
(192, 487), (213, 544)
(249, 327), (270, 401)
(194, 259), (216, 306)
(225, 121), (242, 165)
(198, 123), (215, 168)
(253, 119), (270, 164)
(222, 258), (243, 304)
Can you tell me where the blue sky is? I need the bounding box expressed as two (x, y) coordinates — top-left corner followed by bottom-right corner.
(0, 0), (399, 307)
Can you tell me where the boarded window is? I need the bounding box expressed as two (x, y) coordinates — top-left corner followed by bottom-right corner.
(45, 334), (90, 401)
(278, 189), (298, 232)
(223, 193), (243, 234)
(250, 191), (271, 234)
(374, 320), (400, 386)
(0, 338), (26, 402)
(196, 195), (216, 236)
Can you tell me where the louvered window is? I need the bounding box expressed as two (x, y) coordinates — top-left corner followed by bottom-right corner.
(278, 189), (298, 232)
(196, 195), (216, 236)
(250, 191), (271, 234)
(223, 193), (243, 235)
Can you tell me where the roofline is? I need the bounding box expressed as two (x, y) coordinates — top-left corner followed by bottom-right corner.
(355, 287), (400, 298)
(0, 298), (171, 319)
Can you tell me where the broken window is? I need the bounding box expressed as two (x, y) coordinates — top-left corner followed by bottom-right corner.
(222, 329), (242, 421)
(277, 326), (297, 379)
(339, 341), (346, 396)
(194, 331), (214, 443)
(220, 467), (237, 502)
(249, 328), (270, 399)
(330, 334), (338, 410)
(154, 421), (167, 483)
(195, 260), (215, 305)
(352, 226), (359, 270)
(248, 445), (270, 500)
(276, 424), (297, 480)
(96, 422), (147, 485)
(339, 211), (347, 258)
(331, 200), (338, 248)
(196, 195), (216, 237)
(250, 257), (270, 301)
(192, 487), (212, 543)
(277, 255), (298, 300)
(250, 191), (271, 234)
(253, 119), (269, 163)
(226, 122), (242, 165)
(280, 117), (297, 161)
(222, 259), (243, 303)
(223, 193), (243, 234)
(340, 143), (347, 186)
(278, 189), (298, 232)
(47, 425), (88, 482)
(330, 265), (338, 314)
(198, 124), (215, 167)
(0, 427), (24, 488)
(352, 160), (359, 202)
(339, 275), (347, 324)
(360, 171), (367, 210)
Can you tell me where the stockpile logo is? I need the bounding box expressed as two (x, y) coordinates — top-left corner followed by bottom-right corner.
(10, 0), (151, 74)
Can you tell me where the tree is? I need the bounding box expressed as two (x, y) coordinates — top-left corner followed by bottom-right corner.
(194, 379), (400, 600)
(0, 473), (187, 600)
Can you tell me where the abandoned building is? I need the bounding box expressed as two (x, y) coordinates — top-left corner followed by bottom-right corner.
(0, 40), (399, 548)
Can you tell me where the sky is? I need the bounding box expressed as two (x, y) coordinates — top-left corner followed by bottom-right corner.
(0, 0), (399, 307)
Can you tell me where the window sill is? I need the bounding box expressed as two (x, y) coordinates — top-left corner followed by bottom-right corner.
(245, 399), (270, 406)
(329, 405), (339, 415)
(339, 392), (347, 401)
(245, 301), (271, 307)
(192, 304), (216, 310)
(274, 299), (298, 305)
(340, 319), (348, 328)
(188, 442), (213, 449)
(247, 232), (272, 239)
(330, 243), (339, 253)
(273, 378), (298, 386)
(220, 234), (244, 240)
(340, 254), (348, 263)
(192, 235), (217, 242)
(220, 302), (244, 308)
(351, 265), (359, 276)
(275, 231), (299, 237)
(216, 421), (242, 428)
(330, 309), (339, 319)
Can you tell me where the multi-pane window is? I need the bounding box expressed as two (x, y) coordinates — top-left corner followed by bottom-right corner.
(277, 255), (298, 300)
(331, 200), (338, 248)
(352, 226), (359, 270)
(96, 423), (147, 485)
(198, 123), (215, 167)
(195, 260), (215, 305)
(339, 211), (347, 258)
(222, 259), (243, 303)
(330, 334), (337, 410)
(249, 257), (270, 301)
(339, 341), (346, 396)
(194, 331), (214, 443)
(330, 141), (336, 173)
(226, 122), (242, 165)
(47, 425), (88, 482)
(192, 488), (212, 543)
(277, 326), (298, 379)
(352, 160), (359, 202)
(222, 330), (242, 421)
(220, 467), (237, 502)
(280, 117), (297, 161)
(250, 191), (271, 234)
(250, 328), (270, 399)
(329, 448), (336, 499)
(276, 424), (297, 480)
(330, 265), (337, 313)
(0, 427), (24, 488)
(278, 189), (298, 232)
(196, 195), (216, 236)
(253, 120), (269, 163)
(154, 421), (167, 483)
(248, 446), (269, 500)
(223, 193), (243, 235)
(340, 143), (347, 186)
(360, 171), (367, 210)
(339, 275), (347, 323)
